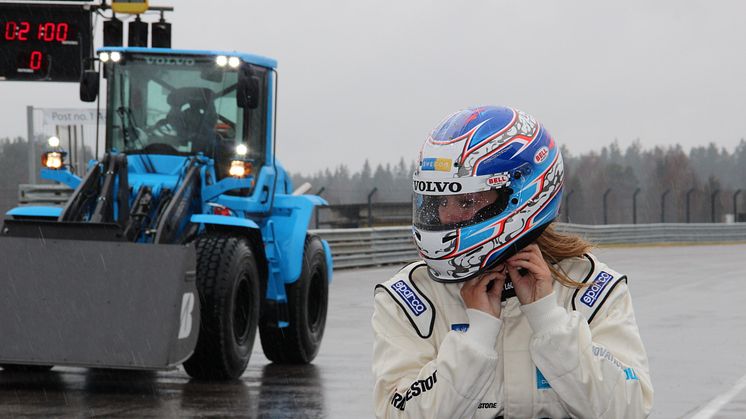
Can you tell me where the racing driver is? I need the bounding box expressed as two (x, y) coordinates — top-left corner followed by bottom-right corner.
(372, 106), (653, 418)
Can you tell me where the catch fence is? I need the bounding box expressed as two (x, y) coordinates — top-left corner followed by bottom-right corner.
(10, 184), (746, 269)
(310, 223), (746, 269)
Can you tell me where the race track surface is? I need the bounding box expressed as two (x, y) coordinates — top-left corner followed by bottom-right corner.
(0, 244), (744, 418)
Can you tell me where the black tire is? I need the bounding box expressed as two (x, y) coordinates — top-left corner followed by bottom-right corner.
(259, 235), (329, 364)
(0, 364), (53, 372)
(183, 233), (261, 380)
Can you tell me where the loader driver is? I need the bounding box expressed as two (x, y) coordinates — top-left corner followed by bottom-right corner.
(162, 87), (221, 155)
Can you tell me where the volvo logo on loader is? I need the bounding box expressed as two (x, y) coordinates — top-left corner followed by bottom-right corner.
(144, 56), (196, 66)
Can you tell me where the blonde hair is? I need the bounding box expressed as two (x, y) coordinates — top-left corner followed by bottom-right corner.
(535, 223), (593, 288)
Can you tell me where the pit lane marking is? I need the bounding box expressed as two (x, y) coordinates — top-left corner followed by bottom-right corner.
(690, 373), (746, 419)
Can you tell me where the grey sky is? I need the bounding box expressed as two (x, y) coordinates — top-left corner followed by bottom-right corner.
(1, 0), (745, 175)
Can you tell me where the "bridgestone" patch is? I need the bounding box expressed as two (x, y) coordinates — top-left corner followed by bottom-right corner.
(391, 370), (438, 411)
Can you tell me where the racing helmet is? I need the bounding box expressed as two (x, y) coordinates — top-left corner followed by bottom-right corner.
(412, 106), (564, 282)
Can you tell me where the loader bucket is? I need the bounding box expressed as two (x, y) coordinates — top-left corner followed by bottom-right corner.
(0, 235), (199, 370)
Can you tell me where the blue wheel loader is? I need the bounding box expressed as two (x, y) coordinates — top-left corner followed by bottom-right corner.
(0, 47), (333, 380)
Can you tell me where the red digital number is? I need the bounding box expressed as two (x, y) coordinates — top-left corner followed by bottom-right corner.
(36, 22), (70, 43)
(56, 23), (68, 42)
(4, 21), (17, 40)
(29, 50), (42, 70)
(42, 22), (54, 41)
(3, 21), (32, 41)
(18, 21), (29, 40)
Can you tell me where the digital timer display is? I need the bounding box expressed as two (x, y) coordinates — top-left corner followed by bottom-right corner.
(0, 4), (92, 82)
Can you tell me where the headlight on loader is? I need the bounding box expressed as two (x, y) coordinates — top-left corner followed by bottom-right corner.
(229, 143), (252, 178)
(42, 151), (65, 170)
(229, 160), (251, 178)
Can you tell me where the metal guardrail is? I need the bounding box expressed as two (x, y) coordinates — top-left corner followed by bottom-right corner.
(14, 185), (746, 268)
(18, 184), (73, 206)
(310, 227), (419, 269)
(554, 223), (746, 244)
(310, 223), (746, 269)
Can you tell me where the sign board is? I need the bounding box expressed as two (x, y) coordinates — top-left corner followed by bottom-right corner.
(0, 4), (92, 82)
(42, 108), (104, 126)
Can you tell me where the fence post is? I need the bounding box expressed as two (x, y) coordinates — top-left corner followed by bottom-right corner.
(603, 188), (611, 225)
(26, 106), (35, 184)
(686, 188), (695, 223)
(661, 189), (670, 223)
(632, 188), (641, 224)
(734, 189), (742, 222)
(367, 187), (378, 227)
(315, 186), (326, 229)
(564, 189), (574, 223)
(711, 189), (720, 223)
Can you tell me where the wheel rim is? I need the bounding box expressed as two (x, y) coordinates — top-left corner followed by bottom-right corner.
(233, 275), (252, 345)
(307, 266), (325, 334)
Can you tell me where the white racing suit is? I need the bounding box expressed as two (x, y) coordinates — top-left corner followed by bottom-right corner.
(372, 253), (653, 418)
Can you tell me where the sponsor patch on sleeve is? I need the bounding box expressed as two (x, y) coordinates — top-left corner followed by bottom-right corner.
(376, 268), (435, 339)
(390, 370), (438, 411)
(592, 345), (640, 381)
(580, 271), (614, 307)
(572, 263), (627, 324)
(391, 280), (426, 316)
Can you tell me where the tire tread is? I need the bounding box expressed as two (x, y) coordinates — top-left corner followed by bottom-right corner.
(183, 233), (259, 380)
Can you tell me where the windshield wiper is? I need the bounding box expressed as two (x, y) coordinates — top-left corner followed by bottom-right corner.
(116, 74), (156, 173)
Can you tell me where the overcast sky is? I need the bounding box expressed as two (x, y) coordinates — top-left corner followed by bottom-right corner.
(1, 0), (745, 175)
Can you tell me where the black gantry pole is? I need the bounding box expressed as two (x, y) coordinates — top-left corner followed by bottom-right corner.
(734, 189), (742, 223)
(686, 188), (695, 223)
(632, 188), (641, 224)
(711, 189), (720, 223)
(603, 188), (611, 225)
(661, 189), (671, 223)
(367, 187), (378, 227)
(565, 189), (574, 223)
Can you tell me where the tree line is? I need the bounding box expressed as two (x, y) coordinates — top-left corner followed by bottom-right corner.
(2, 136), (746, 224)
(292, 139), (746, 224)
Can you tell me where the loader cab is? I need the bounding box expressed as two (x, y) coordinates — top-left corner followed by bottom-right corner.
(98, 48), (270, 181)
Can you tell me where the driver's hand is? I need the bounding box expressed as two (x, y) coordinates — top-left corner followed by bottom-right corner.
(460, 266), (506, 318)
(507, 244), (554, 305)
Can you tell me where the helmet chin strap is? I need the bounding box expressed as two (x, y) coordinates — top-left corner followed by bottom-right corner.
(481, 221), (552, 274)
(489, 277), (517, 301)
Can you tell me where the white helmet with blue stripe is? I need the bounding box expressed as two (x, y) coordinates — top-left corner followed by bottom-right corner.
(412, 106), (564, 282)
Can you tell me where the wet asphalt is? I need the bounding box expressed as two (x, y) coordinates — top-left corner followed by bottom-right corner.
(0, 244), (745, 418)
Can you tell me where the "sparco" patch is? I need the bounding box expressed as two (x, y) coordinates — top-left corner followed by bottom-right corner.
(392, 280), (426, 316)
(580, 271), (614, 307)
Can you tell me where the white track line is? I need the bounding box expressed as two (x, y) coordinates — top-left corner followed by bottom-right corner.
(690, 373), (746, 419)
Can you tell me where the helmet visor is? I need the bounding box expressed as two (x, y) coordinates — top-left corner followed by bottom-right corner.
(413, 188), (513, 231)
